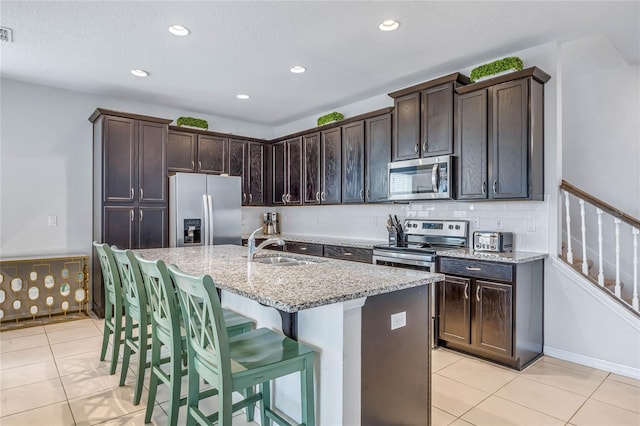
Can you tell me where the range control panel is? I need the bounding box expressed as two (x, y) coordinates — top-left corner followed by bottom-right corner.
(404, 219), (468, 239)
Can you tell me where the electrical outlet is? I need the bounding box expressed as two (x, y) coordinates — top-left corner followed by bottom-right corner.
(496, 218), (503, 230)
(526, 218), (536, 232)
(390, 311), (406, 330)
(0, 27), (13, 43)
(472, 217), (480, 228)
(48, 215), (57, 227)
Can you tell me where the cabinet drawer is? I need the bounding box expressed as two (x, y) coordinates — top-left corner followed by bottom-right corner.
(285, 241), (324, 256)
(324, 245), (373, 264)
(439, 257), (513, 282)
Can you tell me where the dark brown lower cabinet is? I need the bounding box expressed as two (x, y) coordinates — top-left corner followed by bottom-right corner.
(437, 256), (542, 370)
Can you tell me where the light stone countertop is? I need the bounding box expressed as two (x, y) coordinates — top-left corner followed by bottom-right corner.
(437, 248), (547, 264)
(242, 233), (386, 249)
(135, 245), (442, 313)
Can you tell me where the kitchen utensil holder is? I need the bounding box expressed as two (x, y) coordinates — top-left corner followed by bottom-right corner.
(388, 230), (405, 247)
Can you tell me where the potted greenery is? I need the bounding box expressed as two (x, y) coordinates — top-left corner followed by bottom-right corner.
(470, 57), (524, 83)
(317, 112), (345, 127)
(176, 116), (209, 130)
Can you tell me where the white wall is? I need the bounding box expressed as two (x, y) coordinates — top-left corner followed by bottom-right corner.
(0, 78), (271, 257)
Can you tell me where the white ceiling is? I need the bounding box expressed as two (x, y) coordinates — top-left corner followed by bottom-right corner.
(1, 1), (638, 126)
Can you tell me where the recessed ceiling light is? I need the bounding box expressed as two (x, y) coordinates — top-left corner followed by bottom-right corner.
(290, 66), (306, 74)
(379, 19), (400, 32)
(169, 25), (190, 36)
(236, 94), (250, 100)
(130, 69), (149, 77)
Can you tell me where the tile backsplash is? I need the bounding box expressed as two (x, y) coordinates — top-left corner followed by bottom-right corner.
(243, 199), (550, 253)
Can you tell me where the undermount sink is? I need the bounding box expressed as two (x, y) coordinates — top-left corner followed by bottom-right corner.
(253, 256), (325, 266)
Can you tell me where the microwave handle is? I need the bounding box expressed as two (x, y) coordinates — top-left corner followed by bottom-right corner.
(431, 163), (439, 192)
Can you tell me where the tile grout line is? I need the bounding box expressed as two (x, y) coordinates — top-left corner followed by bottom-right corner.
(45, 321), (80, 426)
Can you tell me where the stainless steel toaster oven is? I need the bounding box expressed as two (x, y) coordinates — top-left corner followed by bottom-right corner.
(473, 231), (514, 252)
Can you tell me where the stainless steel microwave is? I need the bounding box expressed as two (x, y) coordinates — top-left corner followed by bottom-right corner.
(388, 156), (453, 201)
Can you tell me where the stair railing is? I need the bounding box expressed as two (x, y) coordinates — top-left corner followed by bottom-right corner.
(560, 180), (640, 313)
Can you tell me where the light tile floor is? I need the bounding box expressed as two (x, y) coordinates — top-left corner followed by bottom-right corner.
(0, 317), (638, 425)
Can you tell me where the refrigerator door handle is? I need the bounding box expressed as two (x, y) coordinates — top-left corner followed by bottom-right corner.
(207, 195), (214, 245)
(202, 194), (209, 246)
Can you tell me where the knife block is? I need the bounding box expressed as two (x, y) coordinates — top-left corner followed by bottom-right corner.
(388, 230), (405, 247)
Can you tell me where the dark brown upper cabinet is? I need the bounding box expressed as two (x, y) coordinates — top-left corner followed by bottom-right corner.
(365, 113), (392, 203)
(228, 139), (265, 206)
(321, 127), (342, 204)
(272, 138), (302, 205)
(455, 67), (549, 201)
(168, 129), (226, 174)
(342, 121), (365, 203)
(303, 132), (321, 204)
(389, 73), (470, 161)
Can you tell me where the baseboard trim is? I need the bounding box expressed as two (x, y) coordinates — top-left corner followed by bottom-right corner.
(544, 345), (640, 379)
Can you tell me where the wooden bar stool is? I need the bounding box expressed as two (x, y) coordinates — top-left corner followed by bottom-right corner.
(168, 264), (316, 426)
(92, 242), (124, 376)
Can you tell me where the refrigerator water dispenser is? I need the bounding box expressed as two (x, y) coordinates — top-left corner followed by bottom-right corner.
(183, 218), (201, 245)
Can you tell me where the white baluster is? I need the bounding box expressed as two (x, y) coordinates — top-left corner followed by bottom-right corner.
(579, 199), (589, 275)
(564, 190), (574, 264)
(633, 227), (639, 311)
(597, 209), (605, 286)
(614, 218), (622, 298)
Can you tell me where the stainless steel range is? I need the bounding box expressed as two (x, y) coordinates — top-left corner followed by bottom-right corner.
(372, 219), (469, 347)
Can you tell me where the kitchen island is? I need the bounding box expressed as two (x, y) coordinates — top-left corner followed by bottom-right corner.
(136, 245), (443, 425)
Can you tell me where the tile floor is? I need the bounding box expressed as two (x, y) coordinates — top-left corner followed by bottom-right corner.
(0, 317), (638, 425)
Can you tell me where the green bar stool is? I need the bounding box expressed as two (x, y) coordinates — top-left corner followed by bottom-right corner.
(168, 264), (316, 426)
(111, 247), (150, 405)
(135, 254), (255, 425)
(92, 242), (124, 376)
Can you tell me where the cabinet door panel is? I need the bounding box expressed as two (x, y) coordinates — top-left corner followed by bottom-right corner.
(422, 83), (454, 156)
(198, 135), (226, 174)
(303, 133), (321, 204)
(321, 128), (342, 204)
(393, 92), (420, 161)
(438, 276), (471, 344)
(287, 138), (303, 205)
(473, 280), (513, 357)
(138, 206), (167, 249)
(272, 142), (286, 205)
(103, 206), (135, 249)
(138, 120), (167, 203)
(456, 90), (488, 200)
(228, 140), (246, 203)
(342, 121), (365, 203)
(491, 79), (529, 199)
(248, 142), (264, 205)
(365, 114), (391, 203)
(104, 116), (136, 203)
(167, 130), (196, 172)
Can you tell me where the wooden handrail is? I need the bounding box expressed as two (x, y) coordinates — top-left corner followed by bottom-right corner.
(560, 180), (640, 229)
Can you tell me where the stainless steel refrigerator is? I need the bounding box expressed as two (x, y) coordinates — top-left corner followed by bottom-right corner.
(169, 173), (242, 247)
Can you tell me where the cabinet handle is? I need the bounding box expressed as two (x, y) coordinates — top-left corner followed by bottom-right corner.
(321, 191), (326, 201)
(130, 187), (134, 200)
(316, 191), (320, 201)
(343, 252), (352, 256)
(423, 142), (427, 153)
(139, 209), (143, 221)
(281, 194), (286, 204)
(140, 188), (143, 201)
(191, 160), (194, 169)
(482, 182), (486, 194)
(286, 193), (291, 202)
(493, 180), (497, 194)
(476, 286), (481, 302)
(360, 188), (364, 199)
(466, 266), (482, 271)
(249, 194), (252, 203)
(414, 143), (419, 153)
(464, 283), (469, 300)
(366, 189), (371, 199)
(300, 247), (307, 251)
(130, 210), (134, 222)
(199, 161), (202, 170)
(243, 193), (247, 202)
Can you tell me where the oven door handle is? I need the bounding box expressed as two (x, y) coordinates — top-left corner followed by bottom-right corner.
(431, 163), (439, 192)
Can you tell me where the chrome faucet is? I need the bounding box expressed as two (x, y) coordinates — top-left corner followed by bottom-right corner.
(247, 227), (285, 261)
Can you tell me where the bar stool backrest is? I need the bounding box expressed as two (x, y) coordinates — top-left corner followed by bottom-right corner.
(111, 247), (148, 320)
(93, 242), (122, 309)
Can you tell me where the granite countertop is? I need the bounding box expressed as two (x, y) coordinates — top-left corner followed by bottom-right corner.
(437, 248), (547, 264)
(135, 245), (441, 313)
(242, 233), (386, 249)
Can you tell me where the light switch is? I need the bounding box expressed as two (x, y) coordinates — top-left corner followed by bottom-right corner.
(391, 311), (406, 330)
(48, 215), (57, 227)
